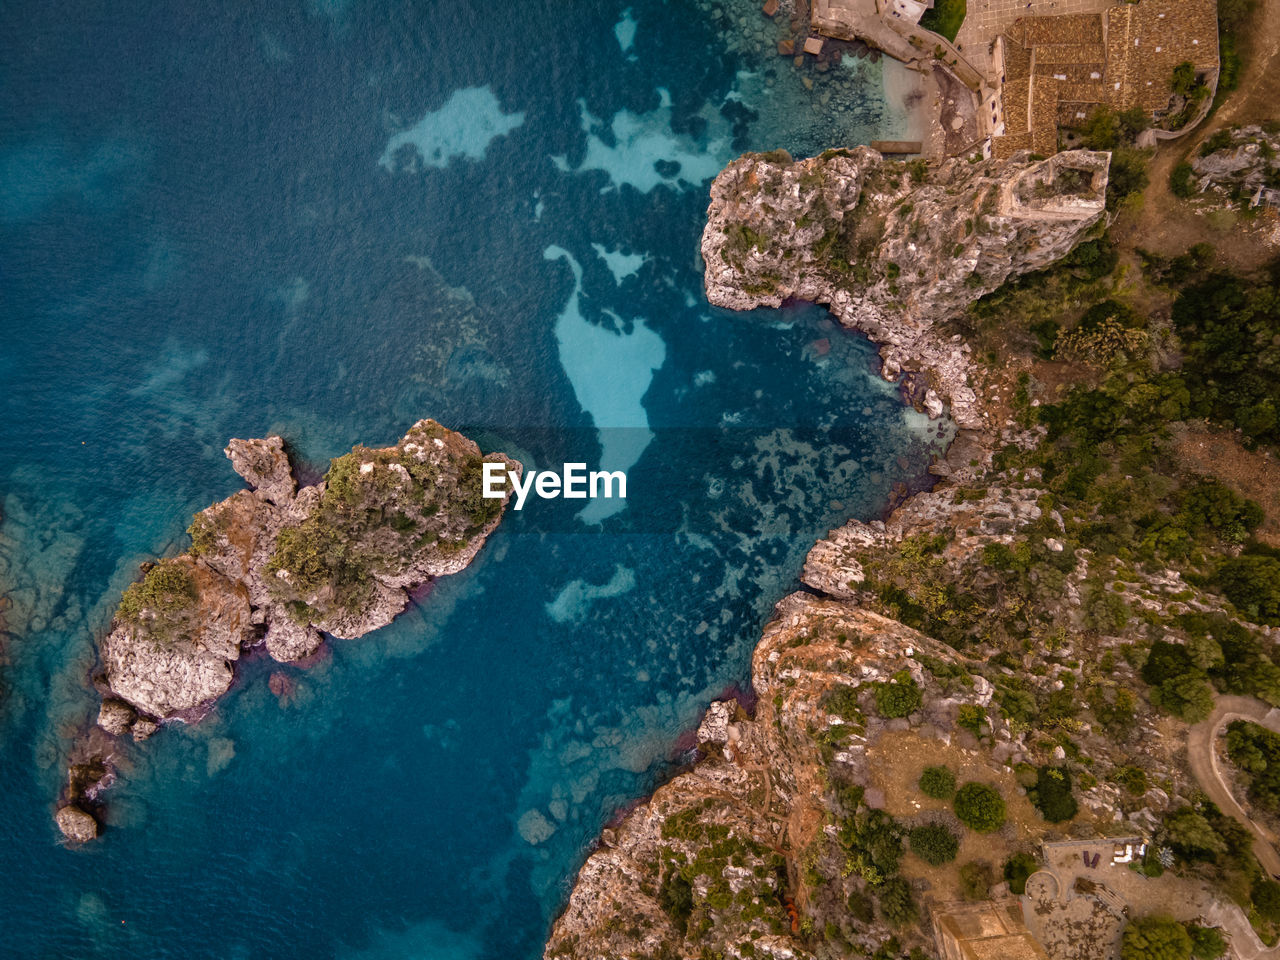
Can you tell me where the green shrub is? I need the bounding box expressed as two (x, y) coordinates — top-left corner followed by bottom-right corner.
(1170, 162), (1197, 199)
(658, 870), (693, 933)
(957, 703), (987, 737)
(874, 673), (923, 718)
(908, 823), (959, 865)
(846, 888), (874, 923)
(959, 860), (994, 900)
(954, 783), (1007, 833)
(1003, 852), (1038, 895)
(1254, 878), (1280, 924)
(824, 684), (862, 721)
(877, 876), (917, 926)
(1121, 915), (1193, 960)
(919, 765), (957, 800)
(1029, 766), (1078, 823)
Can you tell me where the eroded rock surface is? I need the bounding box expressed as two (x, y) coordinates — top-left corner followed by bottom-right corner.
(56, 419), (518, 842)
(545, 594), (988, 960)
(701, 147), (1110, 429)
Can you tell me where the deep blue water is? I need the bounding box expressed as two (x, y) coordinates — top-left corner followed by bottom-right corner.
(0, 1), (948, 957)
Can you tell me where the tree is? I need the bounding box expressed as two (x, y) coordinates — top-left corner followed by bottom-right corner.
(1218, 556), (1280, 626)
(919, 765), (957, 800)
(1253, 878), (1280, 924)
(954, 782), (1007, 833)
(909, 823), (959, 865)
(1152, 672), (1215, 724)
(1003, 852), (1039, 895)
(877, 876), (917, 926)
(1121, 915), (1193, 960)
(1163, 806), (1228, 861)
(1188, 925), (1227, 960)
(1029, 766), (1078, 823)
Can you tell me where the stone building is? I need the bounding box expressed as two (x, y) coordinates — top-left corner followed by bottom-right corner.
(990, 0), (1219, 157)
(931, 899), (1051, 960)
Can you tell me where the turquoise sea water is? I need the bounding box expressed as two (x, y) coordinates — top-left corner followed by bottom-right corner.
(0, 1), (949, 956)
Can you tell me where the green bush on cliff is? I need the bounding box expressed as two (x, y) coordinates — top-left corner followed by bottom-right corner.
(873, 672), (922, 718)
(117, 559), (198, 629)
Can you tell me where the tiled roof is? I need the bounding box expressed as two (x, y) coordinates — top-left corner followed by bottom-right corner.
(1020, 13), (1104, 45)
(993, 0), (1219, 158)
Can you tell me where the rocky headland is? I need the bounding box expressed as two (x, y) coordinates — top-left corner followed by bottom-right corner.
(701, 146), (1111, 434)
(55, 419), (519, 841)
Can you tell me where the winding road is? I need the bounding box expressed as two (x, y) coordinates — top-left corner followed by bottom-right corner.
(1187, 697), (1280, 960)
(1188, 696), (1280, 878)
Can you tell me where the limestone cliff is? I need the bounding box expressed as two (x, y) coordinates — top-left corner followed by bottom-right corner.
(545, 592), (995, 960)
(701, 147), (1110, 430)
(55, 419), (519, 841)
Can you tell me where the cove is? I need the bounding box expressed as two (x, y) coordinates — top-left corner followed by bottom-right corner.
(0, 0), (942, 957)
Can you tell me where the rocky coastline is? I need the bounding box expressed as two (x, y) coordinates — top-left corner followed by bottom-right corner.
(55, 419), (519, 842)
(544, 146), (1116, 958)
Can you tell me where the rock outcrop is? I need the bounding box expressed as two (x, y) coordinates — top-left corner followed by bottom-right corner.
(701, 147), (1110, 429)
(545, 593), (992, 960)
(1191, 125), (1280, 204)
(55, 419), (519, 842)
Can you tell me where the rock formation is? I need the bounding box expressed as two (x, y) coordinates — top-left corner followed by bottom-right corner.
(55, 419), (519, 841)
(701, 146), (1110, 430)
(545, 592), (994, 960)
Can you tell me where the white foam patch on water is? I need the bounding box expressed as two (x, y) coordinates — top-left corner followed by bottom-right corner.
(545, 564), (637, 623)
(551, 90), (731, 193)
(591, 243), (647, 284)
(544, 245), (666, 523)
(614, 8), (638, 52)
(379, 87), (525, 172)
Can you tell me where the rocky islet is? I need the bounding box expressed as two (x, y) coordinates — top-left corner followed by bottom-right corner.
(55, 420), (519, 841)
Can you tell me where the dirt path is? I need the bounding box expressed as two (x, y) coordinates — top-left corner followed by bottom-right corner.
(1187, 696), (1280, 878)
(1114, 0), (1280, 269)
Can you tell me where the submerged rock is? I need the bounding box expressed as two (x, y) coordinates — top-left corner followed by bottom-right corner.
(58, 419), (519, 840)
